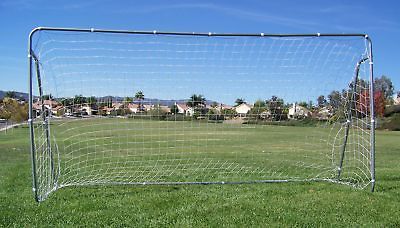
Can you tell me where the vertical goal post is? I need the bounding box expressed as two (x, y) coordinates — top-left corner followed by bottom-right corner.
(28, 27), (375, 202)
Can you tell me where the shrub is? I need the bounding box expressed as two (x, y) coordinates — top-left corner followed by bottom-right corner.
(379, 113), (400, 131)
(384, 105), (400, 117)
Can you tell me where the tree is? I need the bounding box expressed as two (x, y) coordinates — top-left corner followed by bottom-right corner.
(266, 96), (286, 121)
(298, 101), (308, 109)
(296, 101), (313, 110)
(234, 98), (245, 107)
(0, 98), (28, 122)
(221, 108), (237, 119)
(327, 90), (347, 119)
(42, 94), (53, 100)
(87, 96), (97, 104)
(134, 91), (144, 100)
(170, 104), (179, 114)
(147, 106), (167, 120)
(211, 102), (218, 108)
(4, 91), (16, 99)
(187, 94), (206, 108)
(308, 101), (314, 110)
(357, 90), (385, 117)
(374, 75), (394, 102)
(349, 78), (369, 95)
(248, 100), (267, 120)
(328, 91), (342, 110)
(134, 91), (145, 111)
(207, 108), (224, 121)
(317, 95), (327, 108)
(73, 95), (87, 104)
(374, 91), (385, 117)
(186, 94), (206, 118)
(0, 99), (12, 120)
(106, 97), (113, 108)
(253, 99), (266, 108)
(124, 96), (133, 103)
(61, 98), (73, 114)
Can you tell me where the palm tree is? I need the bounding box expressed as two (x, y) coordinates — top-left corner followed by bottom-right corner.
(187, 94), (206, 117)
(187, 94), (206, 108)
(134, 91), (144, 100)
(134, 91), (145, 111)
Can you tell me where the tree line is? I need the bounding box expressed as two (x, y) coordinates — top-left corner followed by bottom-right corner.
(0, 75), (396, 123)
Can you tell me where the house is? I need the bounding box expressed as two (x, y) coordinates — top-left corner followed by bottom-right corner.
(52, 105), (65, 116)
(101, 107), (115, 115)
(314, 107), (332, 120)
(159, 105), (171, 113)
(288, 103), (310, 119)
(394, 96), (400, 105)
(235, 103), (253, 117)
(220, 104), (234, 110)
(176, 103), (194, 116)
(32, 99), (63, 117)
(213, 103), (234, 113)
(32, 102), (42, 117)
(80, 104), (98, 115)
(128, 103), (140, 113)
(112, 102), (124, 110)
(260, 110), (272, 119)
(34, 99), (60, 110)
(143, 104), (154, 112)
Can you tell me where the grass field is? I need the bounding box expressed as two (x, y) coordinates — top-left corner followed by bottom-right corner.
(33, 118), (371, 197)
(1, 120), (399, 226)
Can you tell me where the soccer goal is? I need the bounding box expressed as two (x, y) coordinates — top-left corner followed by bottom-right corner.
(28, 27), (375, 202)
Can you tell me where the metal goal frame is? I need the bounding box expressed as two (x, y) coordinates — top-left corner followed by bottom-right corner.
(28, 27), (376, 202)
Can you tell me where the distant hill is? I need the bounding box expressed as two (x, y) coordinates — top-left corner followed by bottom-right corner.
(0, 91), (219, 106)
(0, 90), (29, 101)
(95, 96), (188, 106)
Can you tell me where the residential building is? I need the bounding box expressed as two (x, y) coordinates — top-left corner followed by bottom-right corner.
(288, 103), (310, 119)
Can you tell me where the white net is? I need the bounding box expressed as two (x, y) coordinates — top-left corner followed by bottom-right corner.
(29, 29), (374, 201)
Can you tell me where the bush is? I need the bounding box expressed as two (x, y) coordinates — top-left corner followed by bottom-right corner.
(0, 98), (28, 122)
(207, 109), (225, 122)
(384, 105), (400, 117)
(243, 117), (324, 127)
(164, 114), (192, 122)
(208, 114), (224, 121)
(379, 113), (400, 131)
(127, 113), (151, 120)
(147, 107), (168, 120)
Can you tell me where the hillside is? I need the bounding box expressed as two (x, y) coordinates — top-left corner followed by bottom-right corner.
(0, 90), (29, 101)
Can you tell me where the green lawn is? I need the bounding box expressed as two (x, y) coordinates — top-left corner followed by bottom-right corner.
(0, 121), (399, 227)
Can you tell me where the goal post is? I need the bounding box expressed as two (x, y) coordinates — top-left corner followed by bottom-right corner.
(28, 27), (375, 202)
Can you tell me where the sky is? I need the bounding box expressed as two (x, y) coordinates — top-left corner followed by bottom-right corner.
(0, 0), (399, 100)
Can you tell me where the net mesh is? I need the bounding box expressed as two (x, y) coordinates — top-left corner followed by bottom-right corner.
(30, 30), (374, 201)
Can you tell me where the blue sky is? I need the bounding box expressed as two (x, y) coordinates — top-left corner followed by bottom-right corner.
(1, 0), (399, 97)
